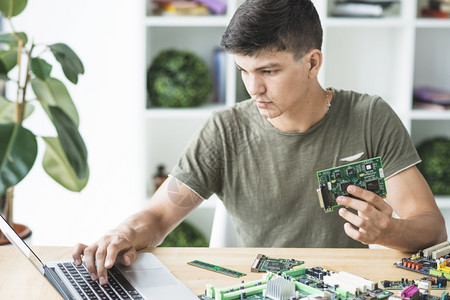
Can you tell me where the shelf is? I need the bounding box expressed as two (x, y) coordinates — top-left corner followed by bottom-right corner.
(325, 17), (405, 28)
(411, 110), (450, 120)
(415, 19), (450, 28)
(144, 16), (230, 27)
(145, 104), (227, 119)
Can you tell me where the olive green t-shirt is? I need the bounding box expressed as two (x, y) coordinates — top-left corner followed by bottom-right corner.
(171, 88), (420, 248)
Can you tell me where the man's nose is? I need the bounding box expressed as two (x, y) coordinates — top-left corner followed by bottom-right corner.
(244, 74), (265, 97)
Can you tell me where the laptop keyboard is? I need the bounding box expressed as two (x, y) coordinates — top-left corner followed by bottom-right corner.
(57, 262), (144, 299)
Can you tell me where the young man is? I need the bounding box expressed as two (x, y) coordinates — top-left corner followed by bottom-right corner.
(73, 0), (446, 285)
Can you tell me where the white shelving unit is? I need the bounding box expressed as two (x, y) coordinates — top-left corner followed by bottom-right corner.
(143, 0), (450, 241)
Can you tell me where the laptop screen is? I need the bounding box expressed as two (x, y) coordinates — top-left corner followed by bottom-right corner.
(0, 213), (45, 271)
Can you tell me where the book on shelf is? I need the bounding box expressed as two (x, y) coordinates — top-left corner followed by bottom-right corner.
(413, 101), (450, 111)
(429, 0), (450, 13)
(420, 0), (450, 18)
(336, 0), (400, 8)
(421, 7), (449, 18)
(413, 86), (450, 111)
(151, 0), (226, 16)
(331, 1), (400, 17)
(212, 48), (226, 104)
(196, 0), (227, 14)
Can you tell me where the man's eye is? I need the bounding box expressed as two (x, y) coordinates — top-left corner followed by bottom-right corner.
(263, 70), (276, 75)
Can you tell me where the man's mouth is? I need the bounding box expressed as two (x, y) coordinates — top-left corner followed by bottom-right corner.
(255, 100), (271, 108)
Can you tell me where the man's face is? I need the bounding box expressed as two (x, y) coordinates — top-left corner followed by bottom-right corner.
(235, 50), (311, 120)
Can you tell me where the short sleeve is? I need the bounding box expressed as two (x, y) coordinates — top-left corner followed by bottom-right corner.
(170, 113), (224, 199)
(368, 98), (420, 179)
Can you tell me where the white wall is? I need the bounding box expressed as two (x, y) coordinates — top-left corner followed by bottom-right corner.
(5, 0), (145, 246)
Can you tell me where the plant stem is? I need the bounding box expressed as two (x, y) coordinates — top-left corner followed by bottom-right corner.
(10, 19), (33, 125)
(14, 38), (23, 124)
(4, 187), (14, 226)
(19, 44), (34, 124)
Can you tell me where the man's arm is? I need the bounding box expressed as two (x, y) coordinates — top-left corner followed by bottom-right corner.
(336, 165), (447, 252)
(72, 175), (203, 285)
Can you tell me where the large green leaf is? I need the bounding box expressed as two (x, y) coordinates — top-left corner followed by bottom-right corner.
(0, 33), (17, 45)
(0, 0), (28, 18)
(0, 122), (37, 195)
(31, 57), (52, 80)
(49, 43), (84, 84)
(31, 77), (79, 126)
(48, 106), (88, 180)
(0, 96), (35, 123)
(0, 49), (18, 75)
(0, 32), (28, 47)
(42, 137), (89, 192)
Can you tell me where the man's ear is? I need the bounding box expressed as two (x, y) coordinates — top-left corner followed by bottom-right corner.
(307, 49), (323, 78)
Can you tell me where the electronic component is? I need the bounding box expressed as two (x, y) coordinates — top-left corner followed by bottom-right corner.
(199, 266), (394, 300)
(316, 157), (387, 213)
(401, 284), (419, 299)
(251, 254), (304, 273)
(187, 260), (246, 278)
(323, 270), (376, 294)
(266, 277), (296, 300)
(394, 241), (450, 280)
(380, 277), (447, 290)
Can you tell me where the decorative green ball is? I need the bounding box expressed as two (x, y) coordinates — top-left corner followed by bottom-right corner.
(416, 137), (450, 195)
(147, 49), (212, 108)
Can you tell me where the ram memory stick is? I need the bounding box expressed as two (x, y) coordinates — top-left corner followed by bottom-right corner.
(188, 260), (247, 278)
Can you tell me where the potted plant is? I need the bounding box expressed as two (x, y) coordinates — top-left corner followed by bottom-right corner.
(0, 0), (89, 242)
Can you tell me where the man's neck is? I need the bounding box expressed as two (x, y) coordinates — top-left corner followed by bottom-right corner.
(267, 86), (332, 133)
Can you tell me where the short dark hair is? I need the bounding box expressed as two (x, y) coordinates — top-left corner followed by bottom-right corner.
(221, 0), (323, 59)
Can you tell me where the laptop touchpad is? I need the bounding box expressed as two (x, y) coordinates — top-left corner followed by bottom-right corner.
(125, 269), (177, 287)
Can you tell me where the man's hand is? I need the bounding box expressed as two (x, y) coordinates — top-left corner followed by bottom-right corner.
(336, 184), (393, 245)
(71, 176), (204, 285)
(72, 226), (138, 285)
(336, 166), (446, 252)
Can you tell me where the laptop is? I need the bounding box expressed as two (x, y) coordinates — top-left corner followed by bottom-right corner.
(0, 213), (198, 300)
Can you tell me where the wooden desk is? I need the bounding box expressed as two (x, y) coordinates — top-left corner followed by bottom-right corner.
(0, 246), (448, 299)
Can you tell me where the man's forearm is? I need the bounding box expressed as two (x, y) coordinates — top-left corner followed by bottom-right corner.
(115, 176), (204, 251)
(379, 213), (447, 252)
(117, 209), (169, 250)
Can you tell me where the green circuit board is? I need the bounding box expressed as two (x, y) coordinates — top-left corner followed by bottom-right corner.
(317, 157), (387, 213)
(199, 266), (394, 300)
(393, 241), (450, 281)
(188, 260), (246, 278)
(199, 264), (450, 300)
(250, 254), (304, 273)
(380, 278), (447, 290)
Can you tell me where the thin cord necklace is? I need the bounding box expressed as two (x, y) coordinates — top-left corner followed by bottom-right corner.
(325, 89), (331, 111)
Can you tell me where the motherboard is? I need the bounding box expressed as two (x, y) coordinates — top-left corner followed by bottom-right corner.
(394, 241), (450, 280)
(199, 266), (391, 300)
(195, 243), (450, 300)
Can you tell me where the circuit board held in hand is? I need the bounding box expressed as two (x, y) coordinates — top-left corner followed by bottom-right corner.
(316, 157), (387, 213)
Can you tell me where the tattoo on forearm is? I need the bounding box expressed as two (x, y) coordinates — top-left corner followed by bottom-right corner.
(167, 176), (202, 208)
